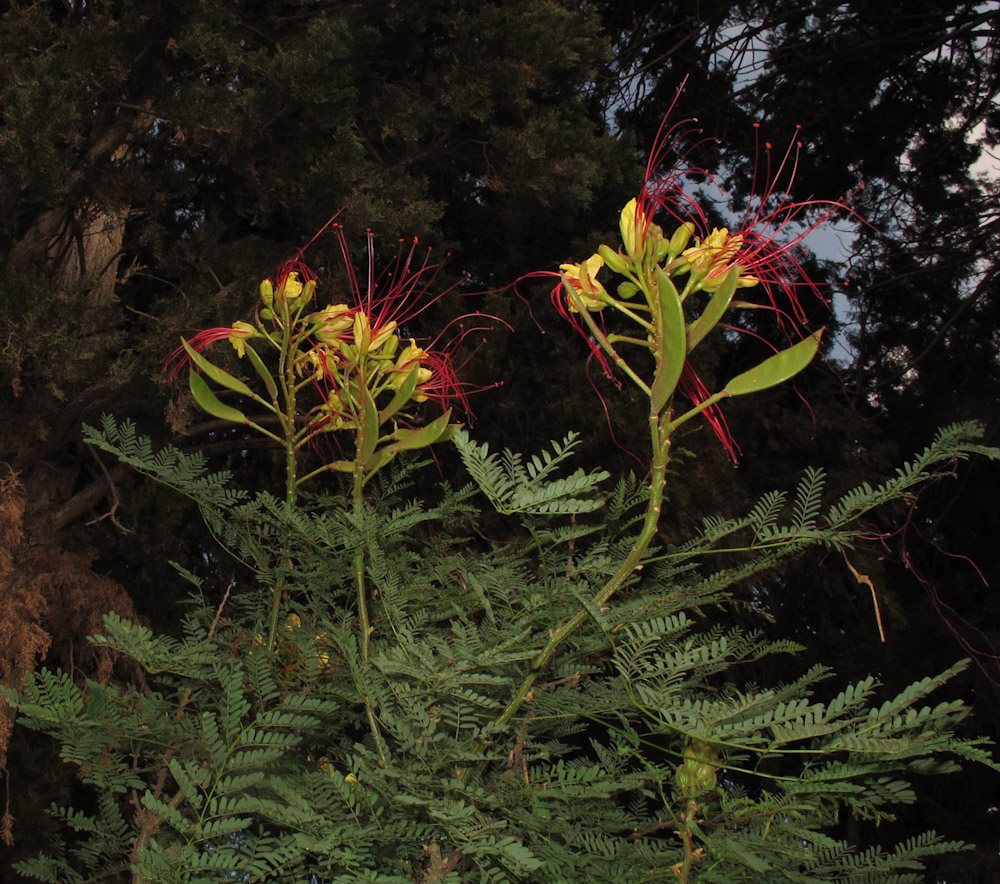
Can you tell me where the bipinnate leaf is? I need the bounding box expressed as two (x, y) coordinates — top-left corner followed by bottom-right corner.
(454, 429), (608, 515)
(724, 329), (823, 397)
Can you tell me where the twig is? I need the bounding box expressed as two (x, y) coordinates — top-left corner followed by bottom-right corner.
(207, 584), (232, 640)
(85, 447), (133, 534)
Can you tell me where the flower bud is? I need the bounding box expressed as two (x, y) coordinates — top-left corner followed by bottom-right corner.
(353, 311), (371, 353)
(619, 199), (644, 258)
(667, 222), (695, 260)
(617, 281), (639, 299)
(379, 332), (399, 358)
(677, 739), (718, 796)
(259, 278), (274, 306)
(647, 223), (669, 264)
(597, 243), (629, 276)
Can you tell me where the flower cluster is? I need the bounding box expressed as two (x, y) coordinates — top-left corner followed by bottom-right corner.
(168, 224), (495, 494)
(551, 95), (848, 461)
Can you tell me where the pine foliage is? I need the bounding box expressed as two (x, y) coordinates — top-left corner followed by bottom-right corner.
(5, 418), (997, 881)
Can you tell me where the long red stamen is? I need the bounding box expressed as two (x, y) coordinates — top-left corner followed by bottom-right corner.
(678, 364), (740, 463)
(164, 327), (238, 380)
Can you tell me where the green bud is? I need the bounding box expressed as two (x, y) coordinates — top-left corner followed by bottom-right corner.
(668, 222), (696, 259)
(619, 199), (641, 258)
(597, 243), (629, 275)
(303, 279), (317, 300)
(259, 278), (274, 307)
(650, 223), (670, 263)
(380, 333), (399, 358)
(260, 307), (274, 320)
(680, 739), (718, 794)
(676, 765), (694, 792)
(617, 281), (639, 299)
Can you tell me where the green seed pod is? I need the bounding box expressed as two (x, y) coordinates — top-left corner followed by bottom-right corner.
(676, 764), (695, 794)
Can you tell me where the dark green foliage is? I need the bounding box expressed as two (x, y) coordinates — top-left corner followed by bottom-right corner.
(6, 418), (997, 882)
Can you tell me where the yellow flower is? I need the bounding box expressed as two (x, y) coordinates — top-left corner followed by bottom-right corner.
(351, 310), (397, 355)
(281, 272), (304, 300)
(313, 304), (354, 345)
(681, 228), (759, 291)
(560, 253), (608, 312)
(618, 198), (644, 259)
(227, 321), (256, 358)
(390, 340), (433, 400)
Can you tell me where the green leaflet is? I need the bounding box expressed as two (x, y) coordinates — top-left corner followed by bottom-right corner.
(391, 409), (453, 452)
(357, 386), (380, 464)
(363, 409), (454, 477)
(242, 342), (278, 401)
(379, 367), (420, 423)
(182, 338), (255, 397)
(686, 265), (739, 352)
(649, 266), (687, 412)
(724, 328), (823, 397)
(189, 369), (248, 424)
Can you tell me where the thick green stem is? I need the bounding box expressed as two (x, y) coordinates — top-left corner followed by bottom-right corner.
(266, 310), (299, 653)
(352, 433), (387, 763)
(353, 473), (373, 662)
(496, 408), (672, 726)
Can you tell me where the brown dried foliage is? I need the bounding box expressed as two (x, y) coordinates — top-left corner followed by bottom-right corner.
(0, 468), (135, 845)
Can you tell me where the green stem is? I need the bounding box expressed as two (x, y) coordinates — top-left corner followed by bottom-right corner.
(266, 309), (299, 653)
(604, 296), (653, 329)
(574, 303), (651, 395)
(671, 390), (730, 429)
(351, 406), (388, 763)
(353, 472), (373, 663)
(496, 408), (672, 726)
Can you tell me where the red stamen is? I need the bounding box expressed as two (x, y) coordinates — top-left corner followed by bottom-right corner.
(164, 327), (239, 380)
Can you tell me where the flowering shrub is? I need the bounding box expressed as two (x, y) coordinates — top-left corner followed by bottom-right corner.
(5, 115), (997, 884)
